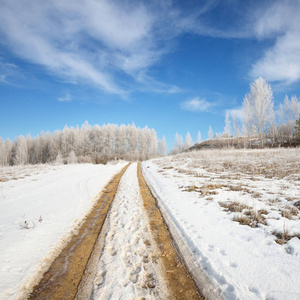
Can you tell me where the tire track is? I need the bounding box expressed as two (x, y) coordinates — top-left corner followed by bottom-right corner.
(28, 164), (129, 300)
(88, 163), (169, 299)
(137, 163), (203, 300)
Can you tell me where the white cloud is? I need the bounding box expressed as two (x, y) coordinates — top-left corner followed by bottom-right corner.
(249, 1), (300, 85)
(180, 97), (214, 112)
(0, 0), (181, 95)
(58, 92), (72, 102)
(0, 61), (20, 85)
(226, 107), (243, 120)
(1, 0), (298, 95)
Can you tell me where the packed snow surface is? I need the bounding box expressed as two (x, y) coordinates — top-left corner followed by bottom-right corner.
(0, 162), (126, 299)
(143, 149), (300, 300)
(91, 163), (168, 300)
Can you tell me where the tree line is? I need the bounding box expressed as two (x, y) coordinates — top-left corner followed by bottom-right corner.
(0, 122), (167, 166)
(170, 77), (300, 153)
(206, 77), (300, 148)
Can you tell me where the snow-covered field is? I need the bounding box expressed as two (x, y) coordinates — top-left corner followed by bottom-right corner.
(143, 148), (300, 300)
(0, 162), (126, 300)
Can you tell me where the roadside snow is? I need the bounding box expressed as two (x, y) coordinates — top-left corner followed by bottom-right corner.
(0, 162), (126, 300)
(91, 163), (168, 300)
(143, 151), (300, 300)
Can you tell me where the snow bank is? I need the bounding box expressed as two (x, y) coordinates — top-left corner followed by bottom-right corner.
(0, 162), (126, 299)
(142, 158), (300, 300)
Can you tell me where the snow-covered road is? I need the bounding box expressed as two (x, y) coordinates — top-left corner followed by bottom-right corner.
(90, 163), (168, 300)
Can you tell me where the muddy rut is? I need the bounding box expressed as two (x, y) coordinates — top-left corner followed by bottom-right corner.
(28, 163), (202, 300)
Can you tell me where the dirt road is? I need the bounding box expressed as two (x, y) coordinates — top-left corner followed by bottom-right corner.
(29, 163), (202, 299)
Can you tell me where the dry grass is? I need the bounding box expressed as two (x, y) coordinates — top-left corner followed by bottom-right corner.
(181, 184), (223, 196)
(294, 201), (300, 209)
(252, 192), (262, 198)
(233, 215), (252, 226)
(281, 206), (299, 219)
(244, 209), (266, 226)
(273, 231), (300, 245)
(168, 148), (300, 179)
(154, 148), (300, 246)
(228, 185), (244, 192)
(219, 201), (251, 213)
(233, 209), (266, 228)
(182, 185), (201, 192)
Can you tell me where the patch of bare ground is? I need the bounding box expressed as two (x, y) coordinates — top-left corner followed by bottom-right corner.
(28, 164), (130, 300)
(137, 163), (203, 300)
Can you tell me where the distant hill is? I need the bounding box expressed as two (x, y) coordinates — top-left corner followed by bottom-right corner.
(187, 137), (299, 151)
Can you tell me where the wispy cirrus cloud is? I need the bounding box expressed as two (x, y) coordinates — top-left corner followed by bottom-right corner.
(226, 107), (243, 120)
(249, 1), (300, 85)
(180, 97), (214, 112)
(1, 0), (298, 98)
(58, 92), (72, 102)
(0, 0), (188, 96)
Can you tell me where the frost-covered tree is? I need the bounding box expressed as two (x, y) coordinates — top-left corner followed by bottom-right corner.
(67, 150), (77, 164)
(171, 132), (184, 154)
(278, 95), (300, 144)
(232, 114), (240, 138)
(158, 136), (167, 156)
(55, 152), (63, 165)
(295, 114), (300, 142)
(5, 139), (13, 165)
(184, 132), (193, 150)
(0, 138), (7, 166)
(14, 136), (28, 165)
(197, 131), (201, 144)
(1, 123), (160, 165)
(242, 77), (274, 147)
(223, 112), (231, 138)
(208, 126), (214, 140)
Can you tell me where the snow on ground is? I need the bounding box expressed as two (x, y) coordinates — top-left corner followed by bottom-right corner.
(0, 162), (126, 300)
(143, 148), (300, 300)
(91, 163), (168, 300)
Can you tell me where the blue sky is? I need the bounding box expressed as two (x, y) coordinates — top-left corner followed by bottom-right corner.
(1, 0), (300, 149)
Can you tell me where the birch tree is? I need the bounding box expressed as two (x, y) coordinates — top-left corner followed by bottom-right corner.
(197, 131), (201, 144)
(242, 77), (274, 147)
(184, 132), (193, 150)
(223, 112), (231, 138)
(158, 136), (167, 156)
(278, 95), (300, 144)
(208, 126), (214, 140)
(0, 138), (7, 166)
